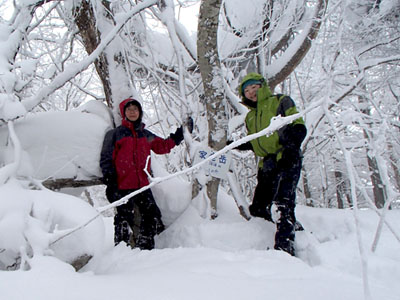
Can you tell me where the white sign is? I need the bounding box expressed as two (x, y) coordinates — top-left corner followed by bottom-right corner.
(194, 147), (231, 179)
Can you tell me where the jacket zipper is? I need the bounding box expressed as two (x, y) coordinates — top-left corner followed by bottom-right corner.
(255, 108), (270, 155)
(132, 129), (142, 187)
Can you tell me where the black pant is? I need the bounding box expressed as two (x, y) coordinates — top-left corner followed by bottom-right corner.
(106, 186), (165, 250)
(249, 155), (302, 255)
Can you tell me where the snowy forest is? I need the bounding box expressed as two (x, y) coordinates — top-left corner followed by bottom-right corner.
(0, 0), (399, 299)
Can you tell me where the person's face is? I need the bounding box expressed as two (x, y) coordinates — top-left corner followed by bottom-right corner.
(125, 105), (140, 122)
(244, 84), (261, 102)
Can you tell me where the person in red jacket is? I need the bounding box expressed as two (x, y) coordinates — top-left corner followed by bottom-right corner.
(100, 98), (185, 250)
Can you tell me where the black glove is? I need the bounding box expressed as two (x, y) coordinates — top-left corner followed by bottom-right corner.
(278, 146), (301, 169)
(102, 173), (119, 202)
(262, 155), (277, 173)
(170, 126), (184, 145)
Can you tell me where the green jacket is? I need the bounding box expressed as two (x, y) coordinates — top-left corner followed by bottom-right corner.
(238, 73), (305, 162)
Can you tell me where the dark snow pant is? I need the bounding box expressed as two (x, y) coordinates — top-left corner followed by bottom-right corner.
(106, 186), (165, 250)
(248, 154), (302, 256)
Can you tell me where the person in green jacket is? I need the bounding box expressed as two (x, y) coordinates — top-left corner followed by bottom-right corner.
(236, 73), (307, 256)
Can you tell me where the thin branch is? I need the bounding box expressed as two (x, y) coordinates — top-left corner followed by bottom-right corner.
(21, 0), (160, 114)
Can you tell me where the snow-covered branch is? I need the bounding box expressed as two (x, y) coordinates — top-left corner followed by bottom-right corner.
(356, 36), (400, 57)
(358, 55), (400, 70)
(0, 122), (22, 184)
(266, 0), (327, 88)
(151, 2), (197, 61)
(322, 99), (372, 300)
(21, 0), (159, 113)
(223, 78), (247, 115)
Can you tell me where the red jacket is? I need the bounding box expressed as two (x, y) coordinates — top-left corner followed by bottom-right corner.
(100, 99), (177, 190)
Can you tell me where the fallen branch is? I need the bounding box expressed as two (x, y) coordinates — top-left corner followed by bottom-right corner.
(42, 178), (103, 190)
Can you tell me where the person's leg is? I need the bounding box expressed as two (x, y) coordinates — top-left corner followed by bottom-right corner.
(113, 210), (131, 246)
(273, 159), (302, 256)
(133, 190), (164, 250)
(112, 189), (136, 246)
(249, 156), (278, 222)
(110, 189), (143, 247)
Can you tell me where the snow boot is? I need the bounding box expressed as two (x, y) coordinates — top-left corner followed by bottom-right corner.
(114, 220), (131, 246)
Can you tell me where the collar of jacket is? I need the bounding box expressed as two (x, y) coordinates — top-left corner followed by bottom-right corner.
(122, 119), (144, 133)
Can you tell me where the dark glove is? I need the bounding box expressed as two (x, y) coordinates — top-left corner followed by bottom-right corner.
(170, 126), (184, 145)
(279, 124), (307, 149)
(226, 140), (253, 151)
(102, 173), (119, 202)
(278, 146), (301, 169)
(186, 117), (194, 134)
(262, 155), (277, 173)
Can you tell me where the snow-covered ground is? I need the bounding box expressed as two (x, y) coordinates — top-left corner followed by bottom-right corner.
(0, 179), (399, 300)
(0, 102), (399, 300)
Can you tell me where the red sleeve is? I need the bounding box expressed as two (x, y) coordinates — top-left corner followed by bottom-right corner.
(150, 136), (176, 154)
(143, 129), (176, 154)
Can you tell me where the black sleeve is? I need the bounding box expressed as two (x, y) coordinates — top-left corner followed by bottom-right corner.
(277, 95), (296, 117)
(100, 129), (117, 179)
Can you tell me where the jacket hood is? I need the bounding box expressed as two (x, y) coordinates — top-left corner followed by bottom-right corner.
(119, 98), (143, 121)
(238, 73), (272, 108)
(238, 73), (265, 98)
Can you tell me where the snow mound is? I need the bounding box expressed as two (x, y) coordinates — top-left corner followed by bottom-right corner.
(0, 180), (105, 270)
(0, 109), (111, 181)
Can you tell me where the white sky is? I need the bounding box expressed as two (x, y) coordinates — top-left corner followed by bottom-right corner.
(175, 1), (200, 33)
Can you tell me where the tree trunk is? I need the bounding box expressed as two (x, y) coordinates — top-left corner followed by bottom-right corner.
(358, 94), (386, 209)
(389, 148), (400, 197)
(74, 0), (133, 110)
(302, 167), (313, 207)
(334, 170), (345, 209)
(196, 0), (226, 219)
(74, 0), (112, 106)
(365, 133), (386, 208)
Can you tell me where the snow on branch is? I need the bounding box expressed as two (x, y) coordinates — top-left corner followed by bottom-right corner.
(151, 1), (197, 61)
(358, 55), (400, 70)
(0, 122), (22, 184)
(21, 0), (159, 114)
(266, 0), (326, 88)
(223, 78), (248, 115)
(356, 36), (400, 58)
(322, 100), (372, 300)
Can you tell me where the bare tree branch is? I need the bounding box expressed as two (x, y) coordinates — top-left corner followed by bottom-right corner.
(267, 0), (327, 90)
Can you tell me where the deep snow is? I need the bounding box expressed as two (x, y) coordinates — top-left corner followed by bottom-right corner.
(0, 101), (399, 300)
(1, 186), (399, 300)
